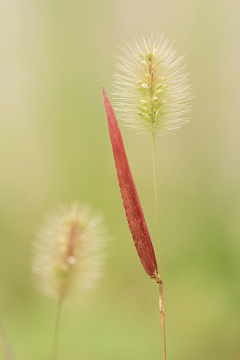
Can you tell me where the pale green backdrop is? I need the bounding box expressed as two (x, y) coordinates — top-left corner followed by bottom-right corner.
(0, 1), (240, 359)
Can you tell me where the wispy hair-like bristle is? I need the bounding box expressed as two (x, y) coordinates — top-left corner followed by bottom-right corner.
(113, 34), (192, 135)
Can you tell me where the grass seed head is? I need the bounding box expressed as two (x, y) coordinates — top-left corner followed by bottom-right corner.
(113, 34), (192, 135)
(32, 203), (109, 299)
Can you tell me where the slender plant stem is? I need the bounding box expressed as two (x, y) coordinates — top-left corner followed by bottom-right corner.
(50, 296), (64, 360)
(152, 132), (166, 360)
(159, 282), (166, 360)
(152, 132), (162, 276)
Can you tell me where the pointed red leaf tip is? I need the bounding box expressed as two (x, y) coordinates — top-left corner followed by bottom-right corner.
(102, 87), (160, 283)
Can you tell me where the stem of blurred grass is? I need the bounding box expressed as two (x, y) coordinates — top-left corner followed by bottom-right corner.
(50, 296), (64, 360)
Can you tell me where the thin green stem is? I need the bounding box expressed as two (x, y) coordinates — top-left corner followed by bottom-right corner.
(152, 132), (162, 277)
(159, 282), (166, 360)
(152, 132), (166, 360)
(50, 296), (64, 360)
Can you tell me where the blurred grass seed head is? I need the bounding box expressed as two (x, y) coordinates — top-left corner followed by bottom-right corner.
(32, 203), (109, 299)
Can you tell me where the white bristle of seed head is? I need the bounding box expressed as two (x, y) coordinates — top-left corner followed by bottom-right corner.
(113, 34), (193, 135)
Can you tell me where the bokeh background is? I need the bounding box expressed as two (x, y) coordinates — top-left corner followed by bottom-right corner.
(0, 1), (240, 359)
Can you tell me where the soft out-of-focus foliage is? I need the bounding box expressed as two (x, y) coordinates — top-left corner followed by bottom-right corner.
(0, 1), (239, 360)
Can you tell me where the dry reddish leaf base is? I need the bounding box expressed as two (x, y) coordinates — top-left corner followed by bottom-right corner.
(103, 87), (160, 283)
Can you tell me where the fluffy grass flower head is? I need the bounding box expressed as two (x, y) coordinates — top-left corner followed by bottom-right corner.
(113, 34), (192, 134)
(33, 203), (109, 299)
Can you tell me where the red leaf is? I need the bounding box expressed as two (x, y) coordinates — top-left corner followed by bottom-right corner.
(103, 87), (160, 282)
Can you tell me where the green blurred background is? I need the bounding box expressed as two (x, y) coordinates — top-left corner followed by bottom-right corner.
(0, 1), (240, 359)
